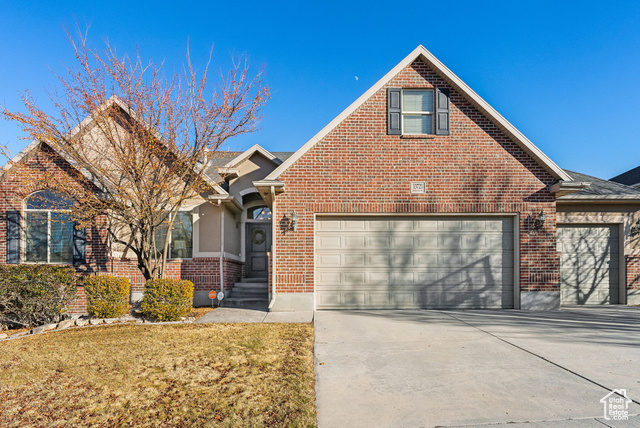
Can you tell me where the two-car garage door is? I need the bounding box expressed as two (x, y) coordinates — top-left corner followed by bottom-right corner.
(315, 216), (515, 309)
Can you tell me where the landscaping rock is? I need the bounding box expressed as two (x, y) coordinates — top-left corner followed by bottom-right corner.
(57, 319), (75, 330)
(75, 319), (89, 327)
(11, 331), (30, 338)
(104, 318), (118, 324)
(0, 333), (7, 340)
(89, 319), (103, 325)
(31, 323), (58, 334)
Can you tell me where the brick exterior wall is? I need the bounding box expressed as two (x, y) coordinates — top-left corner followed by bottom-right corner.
(626, 255), (640, 292)
(0, 143), (242, 314)
(273, 58), (561, 296)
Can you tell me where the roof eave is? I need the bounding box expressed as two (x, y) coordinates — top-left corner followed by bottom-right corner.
(549, 181), (591, 197)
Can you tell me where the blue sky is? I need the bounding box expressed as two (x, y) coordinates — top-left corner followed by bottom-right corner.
(1, 1), (639, 179)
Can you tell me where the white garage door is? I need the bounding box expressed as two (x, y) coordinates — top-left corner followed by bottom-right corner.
(558, 225), (620, 305)
(315, 216), (515, 309)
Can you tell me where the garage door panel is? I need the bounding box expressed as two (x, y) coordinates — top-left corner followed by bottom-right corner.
(316, 216), (514, 309)
(317, 235), (342, 249)
(558, 225), (619, 306)
(560, 253), (618, 268)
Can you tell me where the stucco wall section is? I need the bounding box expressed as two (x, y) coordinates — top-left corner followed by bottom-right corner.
(229, 153), (279, 200)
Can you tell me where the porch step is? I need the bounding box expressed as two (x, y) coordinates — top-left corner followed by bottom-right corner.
(239, 277), (268, 283)
(219, 298), (268, 310)
(233, 281), (268, 290)
(220, 279), (268, 309)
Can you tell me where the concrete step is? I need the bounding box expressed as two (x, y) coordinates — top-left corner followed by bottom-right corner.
(233, 282), (268, 290)
(240, 277), (268, 283)
(231, 290), (268, 297)
(220, 297), (268, 309)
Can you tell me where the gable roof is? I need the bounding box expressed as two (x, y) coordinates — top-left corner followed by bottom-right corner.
(610, 165), (640, 188)
(265, 45), (572, 182)
(0, 139), (108, 192)
(203, 146), (293, 184)
(558, 170), (640, 200)
(223, 144), (283, 168)
(1, 96), (230, 195)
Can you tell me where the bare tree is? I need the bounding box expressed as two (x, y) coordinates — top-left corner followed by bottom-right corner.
(2, 27), (270, 280)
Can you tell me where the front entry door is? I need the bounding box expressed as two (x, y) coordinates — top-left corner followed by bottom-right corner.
(246, 223), (271, 278)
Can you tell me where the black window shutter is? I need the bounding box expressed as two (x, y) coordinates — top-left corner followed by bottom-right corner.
(73, 223), (86, 265)
(387, 88), (402, 135)
(6, 211), (21, 264)
(435, 88), (450, 135)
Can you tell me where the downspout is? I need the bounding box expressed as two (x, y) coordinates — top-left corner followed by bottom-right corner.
(219, 201), (225, 295)
(268, 185), (277, 310)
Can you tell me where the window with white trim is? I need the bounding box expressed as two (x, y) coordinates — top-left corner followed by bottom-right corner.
(402, 89), (434, 134)
(23, 190), (74, 263)
(155, 211), (193, 259)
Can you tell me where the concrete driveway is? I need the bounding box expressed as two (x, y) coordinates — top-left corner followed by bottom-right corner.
(314, 307), (640, 427)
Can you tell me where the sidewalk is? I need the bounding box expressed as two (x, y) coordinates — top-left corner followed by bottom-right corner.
(195, 307), (314, 323)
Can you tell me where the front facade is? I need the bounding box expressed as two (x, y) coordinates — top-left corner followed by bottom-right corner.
(2, 45), (640, 312)
(255, 46), (640, 311)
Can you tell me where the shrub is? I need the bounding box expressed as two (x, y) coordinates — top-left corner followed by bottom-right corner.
(140, 279), (194, 321)
(84, 275), (131, 318)
(0, 265), (77, 329)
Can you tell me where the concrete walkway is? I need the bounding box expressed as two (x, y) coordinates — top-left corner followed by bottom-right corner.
(195, 307), (313, 323)
(315, 308), (640, 428)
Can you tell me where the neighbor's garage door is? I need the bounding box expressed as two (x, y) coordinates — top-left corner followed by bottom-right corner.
(315, 216), (514, 309)
(557, 225), (620, 305)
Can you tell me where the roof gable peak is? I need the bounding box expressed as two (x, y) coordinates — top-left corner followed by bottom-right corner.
(265, 45), (571, 182)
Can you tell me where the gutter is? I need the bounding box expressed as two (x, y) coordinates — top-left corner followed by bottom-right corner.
(253, 180), (284, 206)
(549, 181), (591, 197)
(208, 194), (243, 212)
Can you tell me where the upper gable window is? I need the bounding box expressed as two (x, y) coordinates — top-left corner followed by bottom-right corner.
(402, 90), (434, 134)
(387, 88), (450, 136)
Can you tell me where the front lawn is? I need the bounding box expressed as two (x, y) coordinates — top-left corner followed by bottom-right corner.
(0, 323), (316, 427)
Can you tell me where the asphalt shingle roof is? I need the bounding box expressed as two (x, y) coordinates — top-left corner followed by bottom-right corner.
(561, 170), (640, 198)
(610, 166), (640, 187)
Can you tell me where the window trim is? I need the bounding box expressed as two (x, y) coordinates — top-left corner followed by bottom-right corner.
(158, 210), (195, 260)
(22, 194), (74, 265)
(401, 89), (435, 135)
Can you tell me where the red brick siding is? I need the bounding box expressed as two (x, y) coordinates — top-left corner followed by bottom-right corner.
(626, 255), (640, 291)
(274, 58), (561, 295)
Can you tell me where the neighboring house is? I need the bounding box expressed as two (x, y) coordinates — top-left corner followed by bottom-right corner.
(611, 166), (640, 189)
(2, 45), (640, 312)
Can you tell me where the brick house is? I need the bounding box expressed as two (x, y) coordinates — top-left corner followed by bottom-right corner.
(2, 45), (640, 312)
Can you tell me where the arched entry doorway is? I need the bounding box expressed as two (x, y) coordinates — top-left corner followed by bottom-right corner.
(244, 204), (272, 278)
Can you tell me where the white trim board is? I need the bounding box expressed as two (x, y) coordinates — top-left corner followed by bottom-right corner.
(265, 45), (571, 182)
(223, 144), (282, 168)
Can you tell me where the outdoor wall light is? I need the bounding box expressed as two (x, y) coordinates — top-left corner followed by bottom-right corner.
(534, 210), (546, 231)
(290, 211), (298, 231)
(631, 219), (640, 237)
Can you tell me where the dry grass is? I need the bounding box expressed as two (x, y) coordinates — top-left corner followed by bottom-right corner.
(0, 323), (316, 427)
(189, 306), (215, 320)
